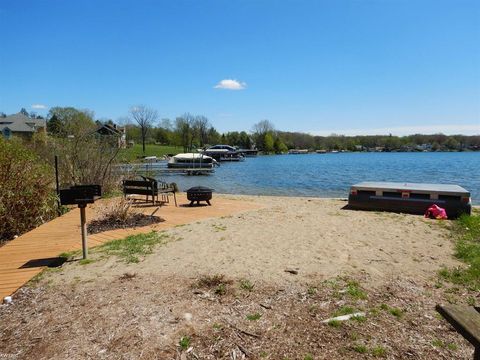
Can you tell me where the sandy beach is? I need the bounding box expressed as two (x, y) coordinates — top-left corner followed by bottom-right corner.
(56, 195), (460, 288)
(0, 195), (475, 359)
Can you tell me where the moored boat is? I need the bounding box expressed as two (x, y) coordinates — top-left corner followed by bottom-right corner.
(167, 153), (218, 168)
(238, 149), (258, 157)
(202, 145), (245, 161)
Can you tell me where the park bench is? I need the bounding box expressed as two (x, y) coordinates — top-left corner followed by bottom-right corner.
(436, 304), (480, 359)
(122, 177), (177, 206)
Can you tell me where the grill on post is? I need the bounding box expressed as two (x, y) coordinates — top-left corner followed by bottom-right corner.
(59, 185), (102, 259)
(186, 186), (213, 206)
(59, 185), (102, 206)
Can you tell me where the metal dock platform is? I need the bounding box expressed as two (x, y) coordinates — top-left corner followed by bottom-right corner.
(347, 181), (471, 217)
(120, 163), (215, 175)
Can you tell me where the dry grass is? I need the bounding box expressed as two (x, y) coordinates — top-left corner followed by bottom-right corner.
(0, 273), (475, 359)
(87, 198), (164, 234)
(97, 197), (134, 223)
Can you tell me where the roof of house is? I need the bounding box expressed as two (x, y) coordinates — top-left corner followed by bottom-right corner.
(0, 113), (46, 133)
(96, 123), (123, 136)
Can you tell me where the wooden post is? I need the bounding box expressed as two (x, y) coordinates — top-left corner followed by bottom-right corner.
(436, 304), (480, 359)
(79, 204), (88, 259)
(55, 155), (61, 216)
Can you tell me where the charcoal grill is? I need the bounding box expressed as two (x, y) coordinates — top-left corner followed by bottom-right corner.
(59, 184), (102, 260)
(186, 186), (213, 206)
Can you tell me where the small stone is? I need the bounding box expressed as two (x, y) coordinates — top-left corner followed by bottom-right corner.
(184, 313), (193, 322)
(3, 296), (12, 305)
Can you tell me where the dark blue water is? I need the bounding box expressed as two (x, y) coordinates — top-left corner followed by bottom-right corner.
(157, 152), (480, 204)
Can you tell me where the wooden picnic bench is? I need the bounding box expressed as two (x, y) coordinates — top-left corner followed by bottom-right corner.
(122, 177), (177, 206)
(436, 304), (480, 359)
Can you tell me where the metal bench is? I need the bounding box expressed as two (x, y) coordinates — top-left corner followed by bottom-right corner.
(436, 304), (480, 359)
(122, 178), (157, 205)
(122, 177), (177, 206)
(142, 176), (177, 207)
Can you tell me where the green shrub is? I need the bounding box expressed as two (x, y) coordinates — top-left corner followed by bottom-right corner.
(0, 138), (56, 243)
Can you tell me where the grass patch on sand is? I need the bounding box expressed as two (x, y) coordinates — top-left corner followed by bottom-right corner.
(327, 319), (342, 328)
(371, 345), (387, 357)
(179, 335), (191, 350)
(439, 213), (480, 290)
(99, 231), (169, 263)
(388, 307), (404, 318)
(27, 267), (62, 286)
(432, 338), (458, 351)
(333, 306), (356, 317)
(346, 280), (367, 300)
(379, 303), (404, 318)
(352, 344), (368, 354)
(79, 258), (95, 265)
(246, 312), (262, 321)
(352, 344), (387, 357)
(239, 279), (255, 291)
(58, 250), (81, 260)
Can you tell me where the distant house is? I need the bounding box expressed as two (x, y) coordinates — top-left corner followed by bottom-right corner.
(95, 123), (126, 148)
(0, 113), (46, 140)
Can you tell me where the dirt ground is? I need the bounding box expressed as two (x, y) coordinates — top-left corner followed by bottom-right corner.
(0, 195), (477, 359)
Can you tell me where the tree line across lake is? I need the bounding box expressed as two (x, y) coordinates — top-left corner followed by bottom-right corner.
(118, 108), (480, 153)
(4, 106), (480, 153)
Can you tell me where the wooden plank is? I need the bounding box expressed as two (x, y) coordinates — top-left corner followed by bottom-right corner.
(436, 304), (480, 350)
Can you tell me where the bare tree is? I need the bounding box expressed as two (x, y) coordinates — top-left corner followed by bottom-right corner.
(159, 118), (173, 131)
(129, 105), (158, 155)
(252, 119), (275, 135)
(193, 115), (210, 147)
(252, 119), (275, 150)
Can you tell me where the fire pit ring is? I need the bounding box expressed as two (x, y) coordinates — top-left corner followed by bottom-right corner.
(186, 186), (213, 206)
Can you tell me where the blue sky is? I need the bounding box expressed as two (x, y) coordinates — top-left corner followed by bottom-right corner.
(1, 0), (479, 135)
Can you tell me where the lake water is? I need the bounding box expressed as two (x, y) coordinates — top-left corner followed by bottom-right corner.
(155, 152), (480, 204)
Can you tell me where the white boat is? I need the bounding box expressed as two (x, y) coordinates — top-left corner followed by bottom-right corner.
(143, 156), (158, 162)
(167, 153), (218, 168)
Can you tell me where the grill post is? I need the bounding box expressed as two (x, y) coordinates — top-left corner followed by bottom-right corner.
(79, 204), (88, 259)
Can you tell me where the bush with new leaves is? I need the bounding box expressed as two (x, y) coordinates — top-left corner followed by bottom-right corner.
(0, 138), (57, 243)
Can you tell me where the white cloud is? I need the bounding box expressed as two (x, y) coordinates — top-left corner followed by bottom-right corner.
(309, 124), (480, 136)
(31, 104), (46, 110)
(214, 79), (246, 90)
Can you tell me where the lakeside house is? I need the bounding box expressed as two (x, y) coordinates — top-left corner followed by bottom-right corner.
(0, 112), (46, 140)
(95, 123), (127, 148)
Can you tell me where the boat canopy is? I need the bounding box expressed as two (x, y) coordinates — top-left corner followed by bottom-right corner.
(173, 153), (213, 160)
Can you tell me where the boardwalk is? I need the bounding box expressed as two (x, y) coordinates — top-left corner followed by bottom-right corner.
(0, 194), (261, 300)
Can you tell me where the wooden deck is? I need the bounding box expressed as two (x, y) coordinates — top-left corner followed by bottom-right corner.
(0, 193), (261, 300)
